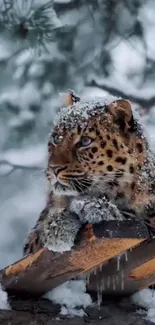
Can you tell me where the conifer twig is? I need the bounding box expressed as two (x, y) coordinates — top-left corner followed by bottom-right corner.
(0, 0), (63, 54)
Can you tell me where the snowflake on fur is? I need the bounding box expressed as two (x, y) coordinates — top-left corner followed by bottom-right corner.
(0, 0), (63, 54)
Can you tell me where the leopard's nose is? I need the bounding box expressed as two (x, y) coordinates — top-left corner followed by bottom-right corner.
(51, 165), (67, 176)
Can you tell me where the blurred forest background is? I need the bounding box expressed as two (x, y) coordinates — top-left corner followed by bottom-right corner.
(1, 0), (155, 268)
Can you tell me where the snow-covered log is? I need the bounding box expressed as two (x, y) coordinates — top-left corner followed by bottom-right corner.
(1, 220), (155, 297)
(1, 220), (155, 324)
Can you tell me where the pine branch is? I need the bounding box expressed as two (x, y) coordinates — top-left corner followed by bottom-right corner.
(0, 0), (64, 55)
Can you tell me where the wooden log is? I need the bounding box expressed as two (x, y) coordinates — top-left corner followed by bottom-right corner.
(1, 220), (155, 297)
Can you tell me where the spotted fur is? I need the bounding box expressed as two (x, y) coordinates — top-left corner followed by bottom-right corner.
(24, 95), (155, 255)
(47, 97), (155, 230)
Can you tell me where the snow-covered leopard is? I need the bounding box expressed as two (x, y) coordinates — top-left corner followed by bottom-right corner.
(24, 91), (155, 254)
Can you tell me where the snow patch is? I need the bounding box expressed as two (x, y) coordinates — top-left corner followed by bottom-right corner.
(45, 241), (72, 253)
(0, 284), (11, 310)
(131, 288), (155, 323)
(44, 280), (92, 317)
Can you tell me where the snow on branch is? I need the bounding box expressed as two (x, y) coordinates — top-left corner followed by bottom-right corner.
(88, 79), (155, 110)
(0, 145), (46, 176)
(0, 159), (42, 177)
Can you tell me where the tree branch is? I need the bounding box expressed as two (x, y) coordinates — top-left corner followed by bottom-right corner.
(0, 220), (151, 297)
(87, 79), (155, 109)
(0, 159), (41, 177)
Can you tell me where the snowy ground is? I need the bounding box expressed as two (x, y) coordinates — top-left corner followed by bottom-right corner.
(44, 280), (92, 317)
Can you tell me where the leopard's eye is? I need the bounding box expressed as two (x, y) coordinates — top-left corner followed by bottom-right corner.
(52, 134), (63, 145)
(79, 136), (92, 147)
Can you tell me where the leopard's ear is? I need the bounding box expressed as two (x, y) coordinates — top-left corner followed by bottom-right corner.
(108, 99), (134, 132)
(64, 90), (80, 106)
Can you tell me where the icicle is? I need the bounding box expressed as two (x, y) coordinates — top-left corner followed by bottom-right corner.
(112, 276), (116, 291)
(101, 279), (105, 291)
(15, 277), (18, 284)
(121, 270), (124, 290)
(100, 282), (103, 292)
(107, 276), (111, 288)
(151, 285), (155, 297)
(97, 283), (102, 307)
(93, 266), (97, 275)
(125, 251), (128, 262)
(99, 263), (102, 272)
(117, 254), (121, 271)
(115, 275), (119, 285)
(129, 247), (133, 252)
(86, 272), (90, 285)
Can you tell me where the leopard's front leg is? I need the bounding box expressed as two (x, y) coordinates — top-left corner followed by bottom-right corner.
(41, 206), (81, 252)
(24, 194), (81, 255)
(23, 206), (49, 256)
(70, 195), (124, 224)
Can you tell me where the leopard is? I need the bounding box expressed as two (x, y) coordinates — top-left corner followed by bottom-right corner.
(24, 91), (155, 255)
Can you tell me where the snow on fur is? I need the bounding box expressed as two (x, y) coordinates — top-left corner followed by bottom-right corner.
(54, 94), (119, 128)
(70, 195), (124, 223)
(44, 280), (92, 317)
(55, 92), (155, 185)
(54, 92), (150, 156)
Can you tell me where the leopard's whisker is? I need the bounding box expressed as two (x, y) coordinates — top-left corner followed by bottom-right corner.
(75, 178), (93, 192)
(73, 179), (88, 193)
(71, 180), (80, 192)
(77, 178), (106, 193)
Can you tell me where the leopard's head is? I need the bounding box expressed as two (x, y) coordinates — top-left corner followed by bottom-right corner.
(47, 92), (148, 197)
